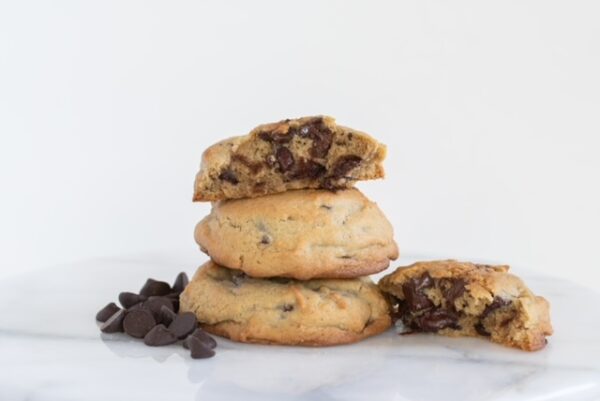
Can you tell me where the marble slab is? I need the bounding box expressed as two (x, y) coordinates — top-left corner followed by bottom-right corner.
(0, 255), (598, 401)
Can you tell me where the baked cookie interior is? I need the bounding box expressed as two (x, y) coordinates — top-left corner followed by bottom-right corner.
(379, 260), (553, 351)
(193, 116), (386, 201)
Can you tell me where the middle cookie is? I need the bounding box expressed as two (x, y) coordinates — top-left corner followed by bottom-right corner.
(194, 188), (399, 280)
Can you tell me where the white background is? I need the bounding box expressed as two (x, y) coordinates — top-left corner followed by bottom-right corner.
(1, 1), (599, 290)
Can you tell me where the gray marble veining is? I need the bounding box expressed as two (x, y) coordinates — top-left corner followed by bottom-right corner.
(0, 256), (598, 401)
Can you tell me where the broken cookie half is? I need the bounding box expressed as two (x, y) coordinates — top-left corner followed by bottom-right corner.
(378, 260), (553, 351)
(193, 116), (387, 201)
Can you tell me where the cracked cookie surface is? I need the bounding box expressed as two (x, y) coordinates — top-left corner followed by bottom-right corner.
(194, 188), (399, 280)
(378, 260), (553, 351)
(193, 116), (386, 201)
(179, 261), (392, 346)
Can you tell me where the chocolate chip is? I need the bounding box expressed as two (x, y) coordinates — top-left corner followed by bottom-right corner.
(171, 298), (180, 313)
(144, 297), (174, 320)
(414, 309), (460, 332)
(187, 336), (216, 359)
(143, 324), (179, 346)
(100, 309), (126, 333)
(331, 155), (362, 178)
(218, 169), (239, 185)
(282, 304), (294, 312)
(291, 159), (326, 179)
(402, 273), (434, 313)
(96, 302), (120, 322)
(158, 305), (178, 326)
(275, 147), (295, 172)
(260, 235), (272, 245)
(183, 328), (217, 350)
(95, 274), (217, 359)
(139, 279), (171, 297)
(172, 272), (189, 294)
(440, 278), (466, 305)
(118, 292), (147, 309)
(123, 309), (156, 338)
(168, 312), (197, 339)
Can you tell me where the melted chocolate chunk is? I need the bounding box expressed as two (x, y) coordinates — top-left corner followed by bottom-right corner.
(282, 304), (294, 312)
(232, 154), (264, 174)
(258, 131), (294, 144)
(331, 155), (362, 178)
(218, 169), (239, 185)
(291, 159), (326, 179)
(474, 297), (511, 336)
(475, 322), (490, 336)
(482, 297), (510, 319)
(402, 273), (435, 313)
(440, 278), (467, 305)
(309, 130), (333, 158)
(413, 309), (460, 332)
(297, 118), (325, 137)
(260, 235), (272, 245)
(275, 147), (295, 172)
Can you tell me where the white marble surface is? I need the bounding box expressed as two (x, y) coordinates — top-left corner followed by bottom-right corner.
(0, 255), (599, 401)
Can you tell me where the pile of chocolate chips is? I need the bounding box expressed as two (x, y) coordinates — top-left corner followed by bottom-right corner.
(95, 272), (216, 359)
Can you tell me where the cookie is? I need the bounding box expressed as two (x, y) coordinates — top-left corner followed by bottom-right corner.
(179, 261), (392, 346)
(193, 116), (387, 201)
(378, 260), (553, 351)
(194, 188), (399, 280)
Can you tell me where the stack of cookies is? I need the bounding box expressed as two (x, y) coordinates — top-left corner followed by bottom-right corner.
(180, 116), (399, 345)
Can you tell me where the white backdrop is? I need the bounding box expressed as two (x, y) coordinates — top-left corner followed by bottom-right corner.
(1, 1), (599, 291)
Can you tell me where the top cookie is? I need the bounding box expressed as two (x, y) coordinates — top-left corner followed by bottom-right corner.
(378, 260), (553, 351)
(193, 116), (387, 201)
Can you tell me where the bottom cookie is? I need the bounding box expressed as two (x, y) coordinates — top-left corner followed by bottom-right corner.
(378, 260), (553, 351)
(180, 261), (391, 346)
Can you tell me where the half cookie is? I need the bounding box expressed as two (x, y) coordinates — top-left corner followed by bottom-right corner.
(194, 188), (399, 280)
(179, 261), (392, 346)
(193, 116), (386, 201)
(378, 260), (553, 351)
